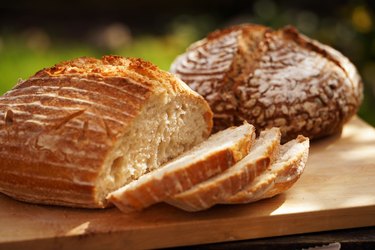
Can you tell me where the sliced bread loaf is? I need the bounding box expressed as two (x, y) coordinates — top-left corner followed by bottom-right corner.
(0, 56), (213, 208)
(108, 123), (256, 212)
(225, 135), (309, 204)
(165, 127), (281, 212)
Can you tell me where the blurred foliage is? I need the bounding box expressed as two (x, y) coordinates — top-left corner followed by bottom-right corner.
(0, 21), (204, 91)
(0, 0), (374, 126)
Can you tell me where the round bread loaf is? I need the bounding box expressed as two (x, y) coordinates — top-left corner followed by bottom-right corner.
(171, 24), (363, 141)
(0, 56), (213, 208)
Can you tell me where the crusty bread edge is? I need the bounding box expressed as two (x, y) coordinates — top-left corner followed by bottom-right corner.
(165, 128), (281, 212)
(108, 124), (256, 213)
(225, 135), (309, 204)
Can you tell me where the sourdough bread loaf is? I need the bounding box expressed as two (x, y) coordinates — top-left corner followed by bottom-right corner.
(171, 24), (363, 142)
(0, 56), (213, 208)
(108, 122), (255, 212)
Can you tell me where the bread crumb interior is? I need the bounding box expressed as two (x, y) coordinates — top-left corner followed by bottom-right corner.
(95, 94), (208, 204)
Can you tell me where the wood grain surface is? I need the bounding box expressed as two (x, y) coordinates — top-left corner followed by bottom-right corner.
(0, 116), (374, 250)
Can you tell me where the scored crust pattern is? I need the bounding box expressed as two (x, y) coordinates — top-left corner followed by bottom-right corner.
(0, 56), (211, 208)
(171, 24), (363, 141)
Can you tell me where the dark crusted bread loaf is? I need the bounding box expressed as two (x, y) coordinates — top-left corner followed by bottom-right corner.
(0, 56), (213, 208)
(171, 24), (363, 142)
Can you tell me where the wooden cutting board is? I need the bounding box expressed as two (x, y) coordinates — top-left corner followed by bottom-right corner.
(0, 116), (374, 250)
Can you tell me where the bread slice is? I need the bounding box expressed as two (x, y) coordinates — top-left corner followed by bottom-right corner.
(165, 127), (281, 212)
(225, 135), (309, 204)
(0, 56), (213, 208)
(108, 123), (255, 212)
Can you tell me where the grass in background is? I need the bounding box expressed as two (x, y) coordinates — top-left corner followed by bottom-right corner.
(0, 44), (97, 94)
(0, 22), (200, 94)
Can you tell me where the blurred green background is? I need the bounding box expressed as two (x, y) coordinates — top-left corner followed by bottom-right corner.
(1, 0), (374, 126)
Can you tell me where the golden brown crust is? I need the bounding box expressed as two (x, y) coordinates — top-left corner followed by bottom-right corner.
(0, 56), (212, 208)
(171, 24), (363, 142)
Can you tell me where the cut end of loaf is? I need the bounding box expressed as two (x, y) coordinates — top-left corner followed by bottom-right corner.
(57, 56), (213, 207)
(96, 93), (212, 206)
